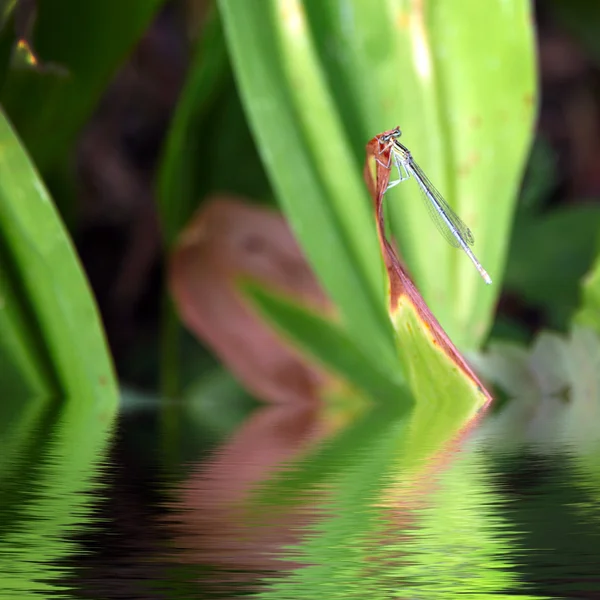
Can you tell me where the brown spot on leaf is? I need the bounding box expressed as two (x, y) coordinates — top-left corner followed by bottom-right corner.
(524, 92), (535, 108)
(469, 115), (482, 129)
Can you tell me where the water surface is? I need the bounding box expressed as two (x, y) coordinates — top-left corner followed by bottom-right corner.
(1, 391), (599, 599)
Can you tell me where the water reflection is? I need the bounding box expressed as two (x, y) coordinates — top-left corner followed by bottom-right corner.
(159, 393), (526, 598)
(0, 396), (113, 599)
(4, 392), (600, 597)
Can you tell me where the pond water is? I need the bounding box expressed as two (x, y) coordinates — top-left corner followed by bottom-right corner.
(2, 389), (600, 599)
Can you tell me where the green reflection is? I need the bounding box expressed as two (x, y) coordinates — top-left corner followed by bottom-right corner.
(163, 373), (539, 598)
(255, 438), (541, 599)
(0, 395), (114, 598)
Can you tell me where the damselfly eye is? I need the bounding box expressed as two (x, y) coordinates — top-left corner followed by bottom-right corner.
(381, 128), (401, 142)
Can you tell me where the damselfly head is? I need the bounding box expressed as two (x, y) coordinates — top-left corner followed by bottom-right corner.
(379, 126), (402, 143)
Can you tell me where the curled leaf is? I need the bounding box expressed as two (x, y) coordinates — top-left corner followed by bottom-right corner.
(364, 130), (491, 412)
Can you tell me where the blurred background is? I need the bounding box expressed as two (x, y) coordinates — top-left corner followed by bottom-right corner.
(55, 0), (600, 389)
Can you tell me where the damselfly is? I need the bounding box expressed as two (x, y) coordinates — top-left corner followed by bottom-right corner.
(377, 127), (492, 285)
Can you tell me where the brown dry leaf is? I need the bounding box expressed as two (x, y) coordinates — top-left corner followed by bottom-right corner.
(168, 195), (333, 405)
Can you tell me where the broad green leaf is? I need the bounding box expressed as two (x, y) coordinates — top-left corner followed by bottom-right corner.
(0, 109), (117, 403)
(415, 0), (535, 343)
(303, 0), (536, 348)
(218, 0), (398, 376)
(0, 0), (165, 171)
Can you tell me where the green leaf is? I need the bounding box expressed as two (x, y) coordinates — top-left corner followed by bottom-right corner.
(518, 136), (558, 216)
(0, 109), (117, 403)
(218, 0), (398, 375)
(157, 8), (228, 247)
(388, 0), (535, 347)
(244, 282), (405, 402)
(0, 0), (165, 171)
(574, 231), (600, 336)
(391, 295), (491, 442)
(156, 8), (228, 396)
(219, 0), (536, 351)
(297, 0), (536, 348)
(505, 205), (600, 329)
(0, 248), (52, 396)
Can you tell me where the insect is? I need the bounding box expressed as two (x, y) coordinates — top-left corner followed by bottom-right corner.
(376, 126), (492, 285)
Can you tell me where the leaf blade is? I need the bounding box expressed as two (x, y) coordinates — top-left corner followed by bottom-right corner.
(0, 109), (117, 403)
(218, 0), (398, 375)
